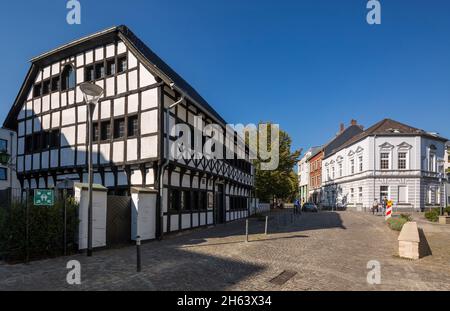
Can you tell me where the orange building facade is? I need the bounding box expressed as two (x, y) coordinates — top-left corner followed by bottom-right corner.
(308, 150), (323, 204)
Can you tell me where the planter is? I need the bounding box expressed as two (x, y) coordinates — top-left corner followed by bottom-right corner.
(438, 216), (450, 225)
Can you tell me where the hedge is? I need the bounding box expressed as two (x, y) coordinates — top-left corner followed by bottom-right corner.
(0, 197), (79, 263)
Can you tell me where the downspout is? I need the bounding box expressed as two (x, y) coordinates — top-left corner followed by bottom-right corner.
(157, 83), (185, 239)
(373, 135), (377, 207)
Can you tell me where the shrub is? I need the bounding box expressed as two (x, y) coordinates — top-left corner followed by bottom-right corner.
(0, 197), (79, 263)
(400, 214), (412, 222)
(445, 206), (450, 215)
(387, 217), (408, 231)
(424, 208), (440, 223)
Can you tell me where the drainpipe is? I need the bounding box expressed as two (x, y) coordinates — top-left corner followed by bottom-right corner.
(373, 135), (377, 207)
(157, 84), (185, 239)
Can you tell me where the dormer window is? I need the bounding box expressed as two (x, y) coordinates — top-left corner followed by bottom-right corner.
(61, 65), (76, 91)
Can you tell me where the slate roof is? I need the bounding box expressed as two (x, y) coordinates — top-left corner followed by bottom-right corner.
(4, 25), (226, 129)
(326, 118), (448, 157)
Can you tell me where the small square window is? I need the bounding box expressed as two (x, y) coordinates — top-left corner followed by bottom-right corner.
(85, 66), (94, 82)
(42, 80), (51, 95)
(118, 56), (127, 73)
(114, 118), (125, 139)
(128, 116), (138, 137)
(101, 121), (111, 141)
(33, 83), (42, 97)
(51, 77), (60, 92)
(95, 63), (105, 80)
(107, 60), (116, 76)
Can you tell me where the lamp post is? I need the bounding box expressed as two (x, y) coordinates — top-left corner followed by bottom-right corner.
(80, 83), (104, 257)
(157, 88), (184, 239)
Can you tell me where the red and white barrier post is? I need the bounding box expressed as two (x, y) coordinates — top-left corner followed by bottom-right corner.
(385, 200), (393, 220)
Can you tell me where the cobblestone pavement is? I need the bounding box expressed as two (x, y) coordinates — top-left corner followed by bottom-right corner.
(1, 210), (450, 291)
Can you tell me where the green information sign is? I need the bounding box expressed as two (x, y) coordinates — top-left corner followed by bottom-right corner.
(34, 189), (55, 206)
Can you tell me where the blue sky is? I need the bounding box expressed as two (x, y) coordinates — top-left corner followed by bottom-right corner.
(0, 0), (449, 154)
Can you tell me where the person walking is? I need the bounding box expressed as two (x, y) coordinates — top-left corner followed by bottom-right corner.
(372, 199), (379, 215)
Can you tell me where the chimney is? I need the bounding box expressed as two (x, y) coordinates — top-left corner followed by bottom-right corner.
(340, 123), (345, 133)
(351, 119), (357, 126)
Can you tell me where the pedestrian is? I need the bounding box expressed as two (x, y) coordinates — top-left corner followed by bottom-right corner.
(294, 199), (300, 214)
(382, 196), (388, 216)
(372, 199), (379, 215)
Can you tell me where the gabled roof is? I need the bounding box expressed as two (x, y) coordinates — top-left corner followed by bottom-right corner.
(306, 124), (364, 161)
(4, 25), (226, 129)
(327, 118), (448, 157)
(323, 124), (364, 157)
(300, 146), (322, 162)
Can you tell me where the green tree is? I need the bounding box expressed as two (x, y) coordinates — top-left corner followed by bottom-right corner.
(253, 124), (301, 203)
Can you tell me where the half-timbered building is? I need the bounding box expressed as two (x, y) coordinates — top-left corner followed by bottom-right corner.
(3, 26), (255, 237)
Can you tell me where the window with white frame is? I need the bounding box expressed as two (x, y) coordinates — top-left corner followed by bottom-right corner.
(429, 146), (437, 172)
(358, 187), (363, 203)
(338, 162), (343, 177)
(380, 186), (389, 201)
(380, 153), (390, 170)
(350, 159), (355, 174)
(398, 152), (407, 170)
(332, 166), (335, 179)
(350, 188), (354, 203)
(359, 156), (363, 172)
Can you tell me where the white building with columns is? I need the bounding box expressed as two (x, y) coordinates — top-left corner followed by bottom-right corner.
(322, 119), (447, 212)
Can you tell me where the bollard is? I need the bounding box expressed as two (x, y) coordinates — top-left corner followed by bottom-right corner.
(136, 236), (142, 273)
(265, 216), (269, 235)
(246, 219), (249, 243)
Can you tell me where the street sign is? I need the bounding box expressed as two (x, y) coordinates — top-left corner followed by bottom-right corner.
(34, 189), (55, 206)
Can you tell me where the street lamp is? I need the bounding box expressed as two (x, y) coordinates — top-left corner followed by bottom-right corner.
(80, 82), (104, 257)
(157, 85), (185, 239)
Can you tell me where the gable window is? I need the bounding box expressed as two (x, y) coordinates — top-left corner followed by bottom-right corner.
(85, 66), (95, 82)
(61, 65), (76, 91)
(107, 60), (116, 76)
(42, 80), (51, 95)
(101, 121), (111, 141)
(114, 118), (125, 139)
(118, 56), (127, 73)
(95, 63), (105, 80)
(0, 139), (7, 153)
(0, 168), (7, 181)
(128, 115), (139, 137)
(33, 83), (42, 97)
(51, 77), (60, 92)
(380, 153), (390, 170)
(398, 152), (407, 170)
